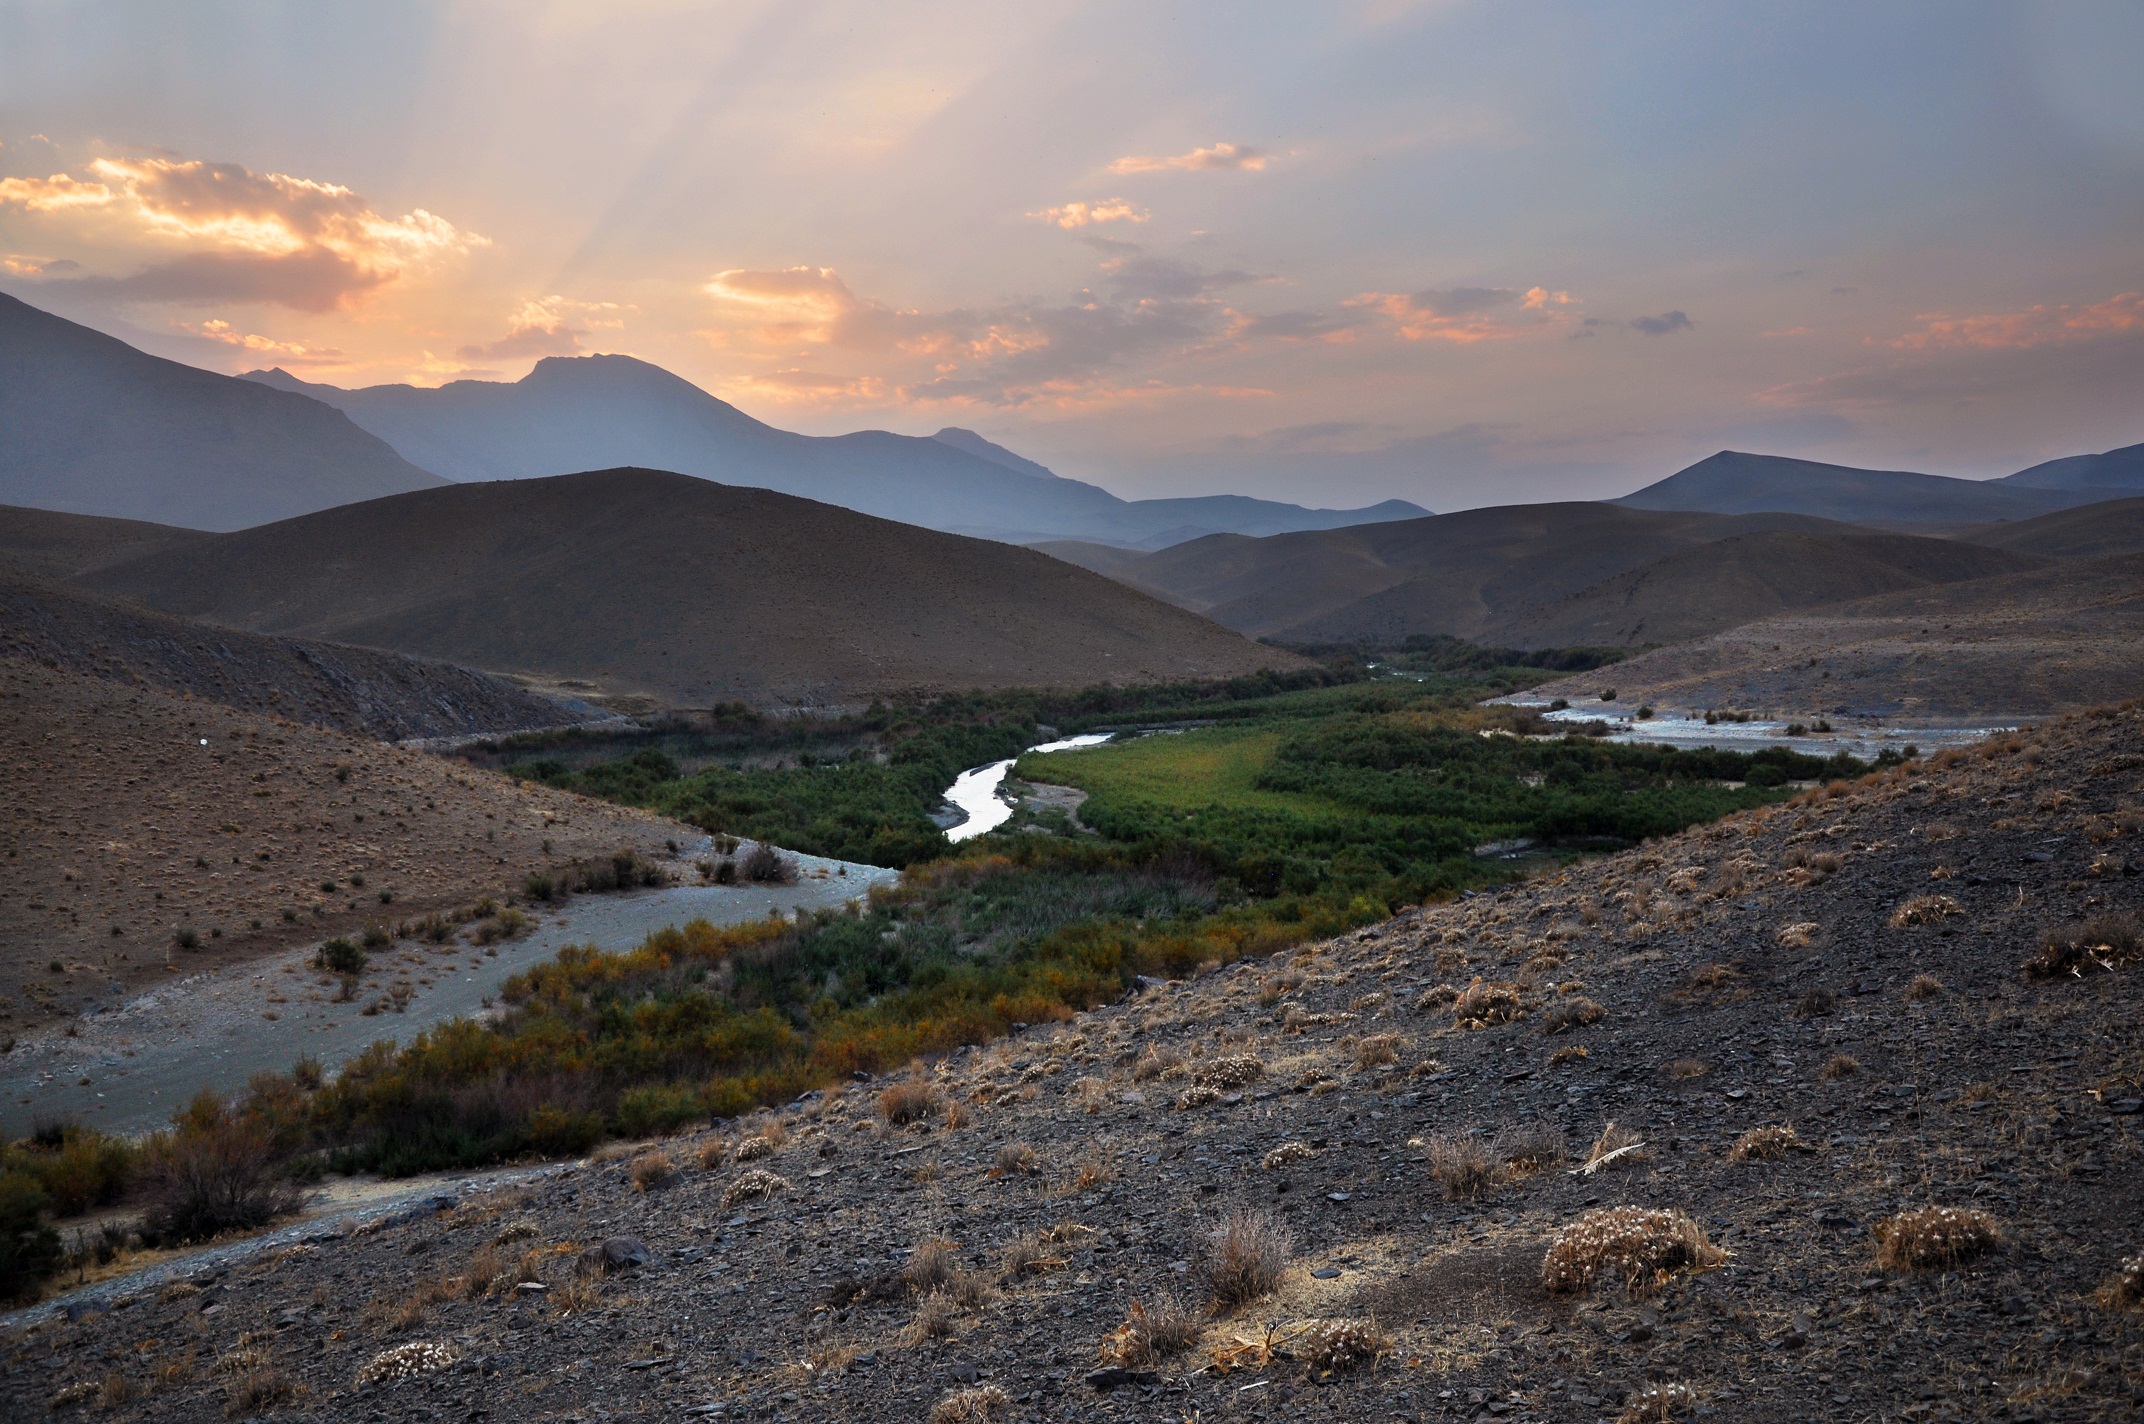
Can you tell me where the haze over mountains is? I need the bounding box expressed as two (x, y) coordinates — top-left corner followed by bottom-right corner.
(241, 358), (1427, 547)
(1613, 449), (2119, 529)
(77, 469), (1302, 709)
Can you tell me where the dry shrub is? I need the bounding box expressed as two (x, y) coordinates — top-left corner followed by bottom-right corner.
(1205, 1208), (1293, 1310)
(1261, 1140), (1314, 1170)
(721, 1168), (789, 1208)
(1132, 1044), (1184, 1081)
(993, 1141), (1040, 1176)
(739, 843), (796, 884)
(877, 1077), (943, 1125)
(1889, 894), (1962, 928)
(1354, 1034), (1403, 1068)
(1193, 1055), (1265, 1090)
(909, 1293), (961, 1342)
(1728, 1124), (1805, 1162)
(353, 1341), (458, 1389)
(943, 1099), (971, 1130)
(1584, 1122), (1648, 1172)
(1070, 1076), (1108, 1115)
(1098, 1294), (1202, 1366)
(1177, 1083), (1223, 1109)
(733, 1134), (776, 1162)
(903, 1238), (960, 1295)
(696, 1139), (729, 1170)
(1066, 1157), (1112, 1192)
(1540, 1207), (1728, 1296)
(98, 1373), (138, 1409)
(1500, 1121), (1567, 1174)
(628, 1150), (673, 1191)
(1423, 1130), (1498, 1199)
(221, 1359), (293, 1418)
(2096, 1252), (2144, 1312)
(1793, 987), (1836, 1018)
(1452, 977), (1524, 1028)
(1300, 1317), (1387, 1374)
(140, 1096), (304, 1245)
(1663, 1058), (1710, 1081)
(1819, 1054), (1861, 1080)
(1874, 1206), (2001, 1271)
(997, 1231), (1067, 1280)
(929, 1384), (1009, 1424)
(1541, 996), (1605, 1034)
(1620, 1381), (1701, 1422)
(1903, 973), (1945, 1002)
(1549, 1045), (1589, 1066)
(1776, 922), (1819, 949)
(2025, 914), (2143, 979)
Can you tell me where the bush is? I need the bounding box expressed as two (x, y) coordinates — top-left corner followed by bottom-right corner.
(1099, 1293), (1202, 1365)
(11, 1125), (137, 1214)
(140, 1093), (303, 1245)
(740, 843), (797, 884)
(2025, 914), (2142, 979)
(1874, 1206), (2001, 1272)
(1205, 1207), (1292, 1309)
(318, 937), (367, 976)
(1541, 1206), (1727, 1295)
(877, 1077), (943, 1125)
(523, 873), (556, 903)
(173, 926), (201, 951)
(0, 1172), (62, 1302)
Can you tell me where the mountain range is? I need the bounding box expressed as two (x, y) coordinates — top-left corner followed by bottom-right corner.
(1613, 449), (2120, 529)
(239, 358), (1427, 546)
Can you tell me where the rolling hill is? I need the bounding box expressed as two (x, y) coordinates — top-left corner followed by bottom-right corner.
(0, 503), (211, 580)
(1956, 495), (2144, 561)
(242, 359), (1427, 547)
(1998, 439), (2144, 491)
(0, 292), (444, 530)
(1614, 450), (2094, 529)
(80, 468), (1304, 709)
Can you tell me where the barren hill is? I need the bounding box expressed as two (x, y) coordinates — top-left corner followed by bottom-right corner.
(0, 504), (210, 580)
(1998, 439), (2144, 492)
(0, 294), (443, 530)
(20, 712), (2143, 1421)
(0, 657), (690, 1027)
(81, 469), (1302, 710)
(1957, 495), (2144, 561)
(1527, 549), (2144, 722)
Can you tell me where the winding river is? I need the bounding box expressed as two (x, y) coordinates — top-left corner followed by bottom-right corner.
(943, 733), (1111, 841)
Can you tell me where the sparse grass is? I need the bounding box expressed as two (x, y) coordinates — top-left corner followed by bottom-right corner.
(1205, 1208), (1294, 1310)
(1452, 977), (1523, 1028)
(1099, 1294), (1203, 1366)
(1903, 973), (1945, 1002)
(997, 1230), (1067, 1281)
(1354, 1034), (1403, 1068)
(628, 1150), (673, 1191)
(1728, 1124), (1805, 1162)
(1874, 1206), (2001, 1272)
(1889, 894), (1962, 928)
(1065, 1157), (1113, 1193)
(993, 1142), (1040, 1176)
(928, 1384), (1009, 1424)
(1540, 1206), (1728, 1296)
(877, 1077), (943, 1125)
(696, 1139), (729, 1170)
(1423, 1130), (1499, 1197)
(903, 1238), (960, 1295)
(909, 1292), (962, 1342)
(1132, 1044), (1184, 1081)
(1819, 1054), (1861, 1080)
(1541, 996), (1604, 1034)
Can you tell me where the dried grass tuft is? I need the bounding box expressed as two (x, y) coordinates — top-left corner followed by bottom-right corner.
(928, 1384), (1010, 1424)
(628, 1150), (673, 1191)
(721, 1168), (790, 1208)
(1728, 1124), (1805, 1162)
(1205, 1208), (1293, 1310)
(1451, 977), (1524, 1028)
(877, 1077), (943, 1125)
(1889, 894), (1962, 928)
(1098, 1294), (1203, 1366)
(1874, 1206), (2001, 1272)
(1619, 1381), (1701, 1422)
(1540, 1206), (1728, 1296)
(2096, 1251), (2144, 1312)
(1299, 1317), (1387, 1374)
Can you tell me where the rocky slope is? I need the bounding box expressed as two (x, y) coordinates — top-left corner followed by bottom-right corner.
(9, 705), (2142, 1420)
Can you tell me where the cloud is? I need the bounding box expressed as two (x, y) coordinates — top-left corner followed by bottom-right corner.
(174, 317), (345, 365)
(1629, 310), (1694, 335)
(1027, 198), (1148, 229)
(1888, 291), (2144, 351)
(1345, 284), (1573, 342)
(1225, 308), (1369, 343)
(1108, 142), (1268, 174)
(1101, 256), (1266, 300)
(0, 154), (484, 309)
(453, 295), (630, 362)
(726, 369), (890, 404)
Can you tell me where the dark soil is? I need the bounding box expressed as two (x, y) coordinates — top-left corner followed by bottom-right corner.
(8, 707), (2143, 1422)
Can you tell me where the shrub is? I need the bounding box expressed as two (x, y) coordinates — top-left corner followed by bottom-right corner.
(1889, 895), (1962, 928)
(1540, 1206), (1728, 1295)
(1261, 1140), (1313, 1170)
(139, 1094), (303, 1245)
(1541, 996), (1604, 1033)
(1099, 1293), (1202, 1366)
(2097, 1251), (2144, 1312)
(721, 1169), (789, 1208)
(733, 1134), (776, 1162)
(993, 1142), (1040, 1176)
(877, 1077), (943, 1125)
(1819, 1054), (1861, 1080)
(1191, 1054), (1264, 1090)
(1132, 1045), (1183, 1081)
(0, 1172), (63, 1303)
(354, 1341), (458, 1388)
(1728, 1124), (1804, 1162)
(523, 873), (556, 903)
(1205, 1207), (1292, 1309)
(318, 938), (367, 976)
(1874, 1206), (2001, 1272)
(1300, 1317), (1387, 1373)
(1452, 978), (1523, 1028)
(1903, 973), (1945, 1002)
(628, 1151), (673, 1192)
(1620, 1381), (1701, 1422)
(2025, 914), (2142, 979)
(1793, 987), (1836, 1018)
(1354, 1034), (1403, 1068)
(740, 843), (797, 884)
(1424, 1129), (1499, 1199)
(903, 1238), (960, 1294)
(174, 926), (201, 951)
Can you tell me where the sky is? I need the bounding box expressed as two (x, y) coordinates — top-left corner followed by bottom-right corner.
(3, 0), (2142, 510)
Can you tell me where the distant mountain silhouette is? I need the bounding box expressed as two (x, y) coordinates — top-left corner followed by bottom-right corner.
(244, 359), (1427, 547)
(1614, 450), (2095, 529)
(81, 469), (1302, 709)
(1997, 441), (2144, 492)
(0, 292), (443, 531)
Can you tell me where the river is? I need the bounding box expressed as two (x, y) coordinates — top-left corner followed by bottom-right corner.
(942, 733), (1111, 841)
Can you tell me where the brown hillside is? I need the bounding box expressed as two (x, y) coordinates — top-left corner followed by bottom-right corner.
(1096, 503), (1863, 643)
(21, 712), (2144, 1420)
(0, 658), (690, 1028)
(1529, 550), (2144, 722)
(1495, 530), (2041, 649)
(81, 469), (1301, 711)
(1956, 495), (2144, 561)
(0, 503), (210, 580)
(1, 573), (581, 741)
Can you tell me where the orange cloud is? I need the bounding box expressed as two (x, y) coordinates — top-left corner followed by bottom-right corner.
(176, 318), (345, 364)
(0, 154), (485, 309)
(724, 369), (890, 404)
(1888, 291), (2144, 351)
(703, 266), (959, 353)
(455, 295), (630, 362)
(1346, 285), (1571, 343)
(1108, 142), (1267, 174)
(1027, 198), (1149, 229)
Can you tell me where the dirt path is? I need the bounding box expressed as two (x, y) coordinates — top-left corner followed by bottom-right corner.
(1, 839), (897, 1140)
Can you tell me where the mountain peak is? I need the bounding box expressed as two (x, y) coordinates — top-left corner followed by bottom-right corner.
(930, 427), (1061, 481)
